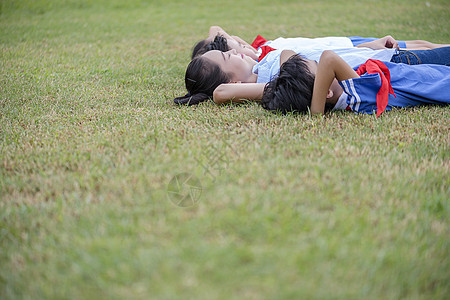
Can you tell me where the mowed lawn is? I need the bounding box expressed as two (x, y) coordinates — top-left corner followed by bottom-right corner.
(1, 0), (449, 299)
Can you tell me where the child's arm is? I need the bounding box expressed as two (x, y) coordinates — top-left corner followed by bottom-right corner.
(356, 35), (399, 50)
(207, 26), (233, 41)
(310, 51), (359, 114)
(213, 83), (267, 104)
(231, 35), (257, 51)
(213, 50), (296, 105)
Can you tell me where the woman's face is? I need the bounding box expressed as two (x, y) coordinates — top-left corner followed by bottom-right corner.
(202, 49), (257, 83)
(225, 38), (259, 60)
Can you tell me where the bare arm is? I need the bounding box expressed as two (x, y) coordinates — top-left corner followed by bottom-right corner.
(310, 51), (359, 114)
(213, 83), (266, 104)
(231, 35), (257, 51)
(404, 40), (450, 50)
(207, 26), (233, 41)
(356, 35), (399, 50)
(213, 50), (298, 105)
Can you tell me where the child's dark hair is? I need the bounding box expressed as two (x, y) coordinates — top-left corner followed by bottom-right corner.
(173, 56), (231, 105)
(191, 35), (229, 58)
(261, 54), (315, 114)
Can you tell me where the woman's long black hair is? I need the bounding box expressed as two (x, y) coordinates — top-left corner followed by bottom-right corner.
(173, 55), (230, 105)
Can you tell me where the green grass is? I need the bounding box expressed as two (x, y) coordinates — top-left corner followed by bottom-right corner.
(1, 0), (449, 299)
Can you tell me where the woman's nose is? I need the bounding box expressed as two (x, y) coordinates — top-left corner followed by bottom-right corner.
(229, 49), (237, 55)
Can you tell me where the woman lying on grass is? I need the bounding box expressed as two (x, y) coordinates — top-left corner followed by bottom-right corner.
(261, 50), (450, 116)
(174, 49), (265, 105)
(174, 45), (450, 109)
(194, 26), (450, 63)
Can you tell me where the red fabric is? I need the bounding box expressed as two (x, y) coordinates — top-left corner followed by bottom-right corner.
(258, 45), (276, 61)
(250, 35), (276, 61)
(251, 35), (267, 49)
(355, 59), (396, 117)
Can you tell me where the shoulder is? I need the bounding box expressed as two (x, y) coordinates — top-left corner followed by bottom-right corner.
(280, 50), (297, 64)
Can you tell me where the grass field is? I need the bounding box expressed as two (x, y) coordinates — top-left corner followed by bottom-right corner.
(1, 0), (449, 299)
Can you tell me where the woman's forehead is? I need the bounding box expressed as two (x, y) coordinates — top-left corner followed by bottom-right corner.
(202, 50), (223, 62)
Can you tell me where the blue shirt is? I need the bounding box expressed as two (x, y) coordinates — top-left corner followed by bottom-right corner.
(340, 62), (450, 114)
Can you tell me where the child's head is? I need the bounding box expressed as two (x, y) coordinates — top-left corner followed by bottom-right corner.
(192, 35), (229, 58)
(174, 49), (257, 105)
(261, 55), (315, 114)
(202, 49), (257, 83)
(174, 54), (231, 105)
(192, 35), (258, 60)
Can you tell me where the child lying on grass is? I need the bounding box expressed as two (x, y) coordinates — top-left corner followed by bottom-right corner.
(174, 46), (450, 109)
(194, 26), (450, 64)
(261, 50), (450, 116)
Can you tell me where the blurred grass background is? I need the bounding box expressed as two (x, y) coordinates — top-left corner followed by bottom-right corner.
(1, 0), (449, 299)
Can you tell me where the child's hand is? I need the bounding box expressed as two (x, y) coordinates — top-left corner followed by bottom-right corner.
(207, 26), (233, 42)
(356, 36), (399, 50)
(380, 35), (399, 50)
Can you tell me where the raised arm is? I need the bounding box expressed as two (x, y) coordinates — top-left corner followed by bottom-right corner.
(310, 51), (359, 114)
(207, 26), (234, 42)
(213, 83), (266, 104)
(231, 35), (257, 51)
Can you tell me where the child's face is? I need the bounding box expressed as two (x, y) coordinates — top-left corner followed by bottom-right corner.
(202, 49), (257, 83)
(225, 38), (259, 60)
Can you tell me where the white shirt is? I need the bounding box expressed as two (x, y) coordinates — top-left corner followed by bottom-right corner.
(253, 48), (396, 84)
(263, 36), (354, 52)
